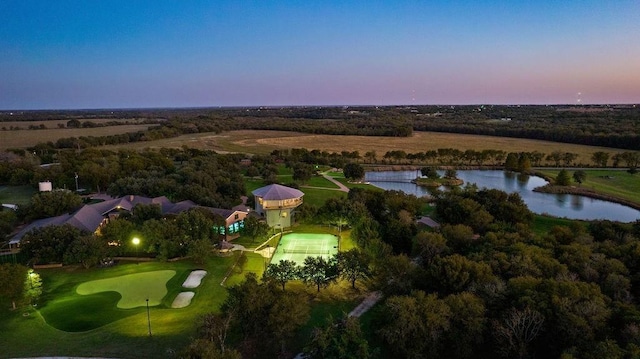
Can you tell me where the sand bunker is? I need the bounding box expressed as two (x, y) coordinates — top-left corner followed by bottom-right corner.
(171, 291), (195, 308)
(182, 270), (207, 288)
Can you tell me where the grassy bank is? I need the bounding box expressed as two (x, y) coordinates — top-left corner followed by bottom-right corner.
(537, 169), (640, 207)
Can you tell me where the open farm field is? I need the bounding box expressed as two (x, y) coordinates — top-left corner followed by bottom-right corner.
(0, 124), (151, 150)
(103, 130), (628, 166)
(0, 118), (147, 129)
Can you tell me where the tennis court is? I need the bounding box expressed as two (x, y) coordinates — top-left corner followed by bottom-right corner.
(270, 233), (339, 265)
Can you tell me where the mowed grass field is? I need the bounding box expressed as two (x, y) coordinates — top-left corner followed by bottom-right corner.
(103, 130), (629, 166)
(0, 124), (152, 150)
(538, 169), (640, 205)
(0, 185), (36, 205)
(0, 259), (232, 358)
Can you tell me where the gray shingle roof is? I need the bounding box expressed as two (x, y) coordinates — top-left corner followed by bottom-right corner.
(9, 195), (244, 245)
(251, 184), (304, 201)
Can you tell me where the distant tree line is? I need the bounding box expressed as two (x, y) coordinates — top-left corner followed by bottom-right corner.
(5, 104), (640, 150)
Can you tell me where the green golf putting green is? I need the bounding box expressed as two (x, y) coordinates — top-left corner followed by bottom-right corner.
(76, 270), (176, 309)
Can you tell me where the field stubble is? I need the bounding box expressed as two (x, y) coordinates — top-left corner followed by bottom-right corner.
(114, 130), (629, 166)
(0, 124), (151, 150)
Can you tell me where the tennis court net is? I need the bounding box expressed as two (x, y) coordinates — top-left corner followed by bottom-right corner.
(283, 248), (330, 255)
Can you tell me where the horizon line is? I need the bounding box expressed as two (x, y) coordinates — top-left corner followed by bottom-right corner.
(2, 103), (638, 112)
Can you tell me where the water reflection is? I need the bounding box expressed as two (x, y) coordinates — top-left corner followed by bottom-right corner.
(571, 196), (584, 211)
(365, 170), (640, 222)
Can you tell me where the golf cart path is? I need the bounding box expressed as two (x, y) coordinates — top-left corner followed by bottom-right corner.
(321, 173), (350, 192)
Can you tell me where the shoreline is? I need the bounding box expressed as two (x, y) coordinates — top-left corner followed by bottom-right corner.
(364, 167), (640, 214)
(533, 184), (640, 212)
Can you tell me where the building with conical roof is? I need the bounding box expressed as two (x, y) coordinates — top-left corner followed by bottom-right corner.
(251, 184), (304, 228)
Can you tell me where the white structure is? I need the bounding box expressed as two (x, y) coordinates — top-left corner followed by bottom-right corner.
(252, 184), (304, 228)
(38, 181), (52, 192)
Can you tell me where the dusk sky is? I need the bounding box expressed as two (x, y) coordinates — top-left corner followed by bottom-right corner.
(1, 1), (639, 109)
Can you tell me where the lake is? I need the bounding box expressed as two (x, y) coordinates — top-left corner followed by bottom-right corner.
(365, 170), (640, 222)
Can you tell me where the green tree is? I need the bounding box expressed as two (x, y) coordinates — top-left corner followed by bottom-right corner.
(430, 254), (493, 294)
(412, 231), (448, 266)
(573, 170), (587, 185)
(131, 203), (163, 225)
(304, 315), (372, 359)
(547, 151), (564, 167)
(0, 209), (17, 239)
(443, 292), (486, 359)
(364, 151), (377, 163)
(556, 169), (571, 186)
(343, 162), (365, 181)
(245, 165), (260, 178)
(64, 234), (108, 268)
(562, 152), (579, 166)
(375, 254), (416, 295)
(337, 249), (371, 289)
(189, 239), (213, 265)
(421, 166), (440, 179)
(0, 263), (28, 310)
(24, 269), (42, 306)
(378, 291), (451, 358)
(222, 273), (309, 356)
(293, 163), (314, 183)
(23, 190), (83, 221)
(99, 217), (136, 256)
(301, 256), (339, 292)
(240, 216), (269, 243)
(269, 291), (311, 354)
(591, 151), (610, 167)
(177, 208), (216, 242)
(441, 224), (475, 253)
(444, 168), (458, 179)
(505, 152), (519, 171)
(264, 260), (299, 290)
(21, 224), (84, 264)
(517, 153), (531, 172)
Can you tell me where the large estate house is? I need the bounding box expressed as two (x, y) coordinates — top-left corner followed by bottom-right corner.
(9, 194), (249, 249)
(8, 184), (305, 250)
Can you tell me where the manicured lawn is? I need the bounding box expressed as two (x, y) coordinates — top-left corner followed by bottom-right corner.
(0, 185), (36, 206)
(244, 178), (266, 194)
(1, 258), (232, 358)
(301, 187), (347, 207)
(532, 215), (584, 236)
(76, 270), (176, 309)
(306, 175), (339, 188)
(225, 252), (267, 287)
(2, 232), (370, 359)
(538, 169), (640, 205)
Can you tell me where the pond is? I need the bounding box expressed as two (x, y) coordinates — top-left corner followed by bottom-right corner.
(365, 170), (640, 222)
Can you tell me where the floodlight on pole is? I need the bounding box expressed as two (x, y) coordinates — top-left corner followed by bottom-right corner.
(132, 237), (140, 264)
(146, 298), (152, 337)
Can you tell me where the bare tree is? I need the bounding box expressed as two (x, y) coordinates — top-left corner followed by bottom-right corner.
(493, 307), (544, 359)
(199, 312), (234, 353)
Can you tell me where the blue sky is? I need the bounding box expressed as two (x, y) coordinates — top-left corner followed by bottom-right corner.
(1, 1), (638, 109)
